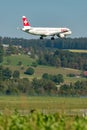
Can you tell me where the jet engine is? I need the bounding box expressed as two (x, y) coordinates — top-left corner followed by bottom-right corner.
(58, 33), (65, 38)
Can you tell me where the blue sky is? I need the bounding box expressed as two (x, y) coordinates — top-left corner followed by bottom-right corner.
(0, 0), (87, 39)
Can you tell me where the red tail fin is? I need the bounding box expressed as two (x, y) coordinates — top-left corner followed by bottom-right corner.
(22, 16), (30, 27)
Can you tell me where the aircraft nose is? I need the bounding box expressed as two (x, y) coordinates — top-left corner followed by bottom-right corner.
(69, 30), (72, 34)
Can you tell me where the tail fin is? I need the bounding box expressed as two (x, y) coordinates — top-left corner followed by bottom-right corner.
(22, 16), (31, 27)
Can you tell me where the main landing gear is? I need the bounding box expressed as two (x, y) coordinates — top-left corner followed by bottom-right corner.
(51, 37), (55, 40)
(40, 36), (43, 40)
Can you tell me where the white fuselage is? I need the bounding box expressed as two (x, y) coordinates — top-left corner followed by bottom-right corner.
(22, 27), (72, 38)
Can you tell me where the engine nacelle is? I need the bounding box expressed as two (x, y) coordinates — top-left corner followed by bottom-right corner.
(57, 33), (65, 38)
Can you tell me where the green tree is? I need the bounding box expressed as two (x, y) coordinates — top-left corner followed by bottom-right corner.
(17, 61), (22, 66)
(3, 68), (12, 80)
(42, 73), (50, 79)
(31, 61), (38, 67)
(52, 74), (64, 84)
(0, 66), (3, 81)
(24, 67), (34, 75)
(42, 73), (64, 84)
(32, 78), (56, 95)
(43, 79), (57, 95)
(13, 70), (20, 79)
(6, 45), (18, 55)
(83, 63), (87, 70)
(0, 44), (3, 63)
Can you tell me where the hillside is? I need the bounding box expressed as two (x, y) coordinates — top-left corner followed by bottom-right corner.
(2, 54), (86, 83)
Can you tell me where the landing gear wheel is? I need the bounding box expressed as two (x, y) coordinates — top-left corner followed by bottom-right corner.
(51, 37), (54, 40)
(40, 36), (43, 40)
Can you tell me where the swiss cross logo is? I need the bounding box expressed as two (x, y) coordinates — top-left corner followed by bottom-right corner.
(24, 20), (28, 25)
(23, 19), (29, 26)
(22, 16), (30, 26)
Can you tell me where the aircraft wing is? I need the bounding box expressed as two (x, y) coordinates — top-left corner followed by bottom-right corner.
(44, 32), (58, 36)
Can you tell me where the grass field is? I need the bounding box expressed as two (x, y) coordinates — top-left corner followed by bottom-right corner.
(0, 96), (87, 115)
(3, 54), (35, 66)
(69, 49), (87, 53)
(19, 66), (87, 83)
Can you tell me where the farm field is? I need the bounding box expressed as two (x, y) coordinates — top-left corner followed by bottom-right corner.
(69, 49), (87, 53)
(0, 96), (87, 115)
(0, 96), (87, 129)
(0, 108), (87, 130)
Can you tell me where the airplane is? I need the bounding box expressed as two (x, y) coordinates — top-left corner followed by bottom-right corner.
(21, 16), (72, 40)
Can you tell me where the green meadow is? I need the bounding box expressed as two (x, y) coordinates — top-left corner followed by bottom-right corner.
(3, 54), (34, 66)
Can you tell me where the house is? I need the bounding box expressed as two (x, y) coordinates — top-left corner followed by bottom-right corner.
(83, 71), (87, 77)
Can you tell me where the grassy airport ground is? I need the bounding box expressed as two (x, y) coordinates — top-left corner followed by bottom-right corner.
(0, 96), (87, 115)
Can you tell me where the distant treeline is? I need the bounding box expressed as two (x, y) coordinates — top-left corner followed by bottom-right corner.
(0, 36), (87, 49)
(37, 49), (87, 70)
